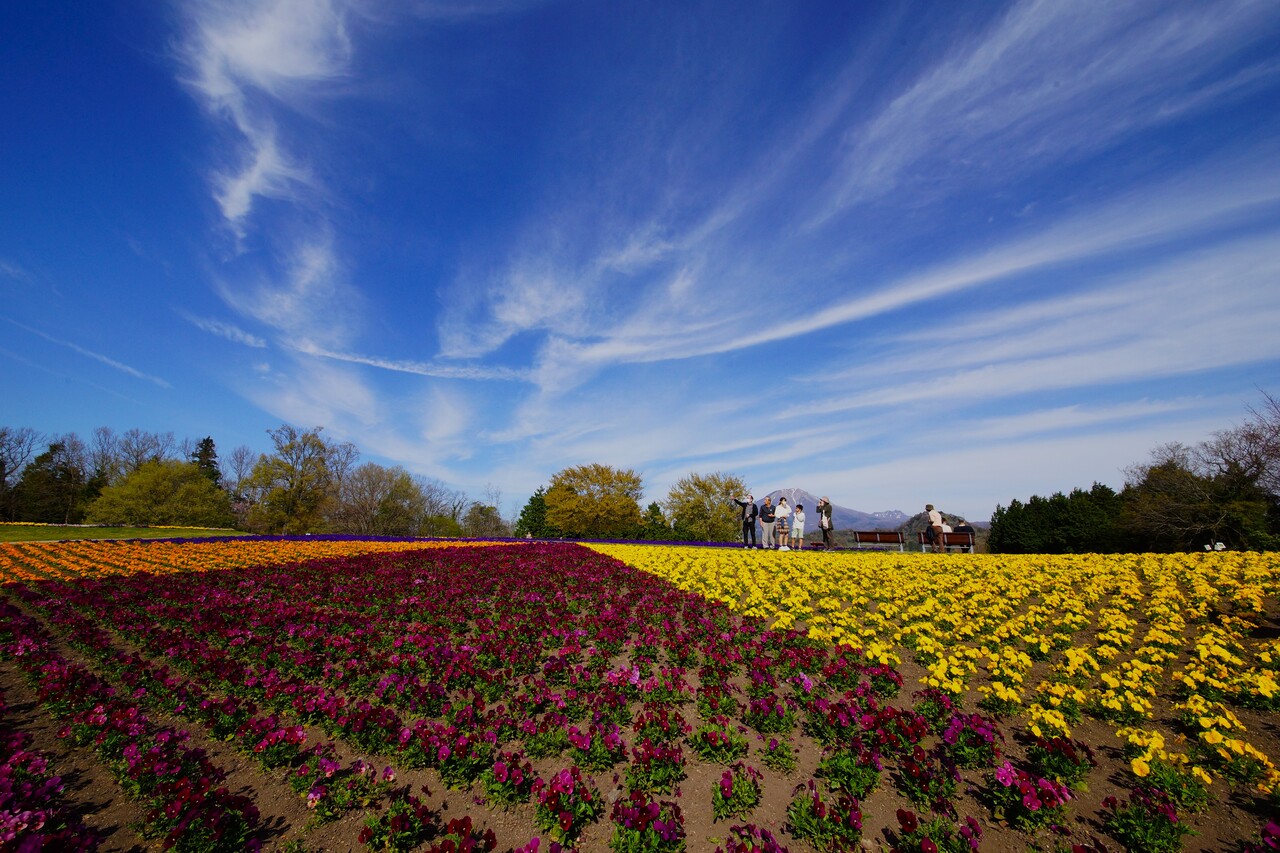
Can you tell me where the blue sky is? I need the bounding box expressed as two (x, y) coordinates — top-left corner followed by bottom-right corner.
(3, 0), (1279, 522)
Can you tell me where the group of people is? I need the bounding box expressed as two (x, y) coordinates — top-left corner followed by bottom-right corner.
(733, 494), (835, 550)
(924, 503), (975, 551)
(734, 496), (974, 552)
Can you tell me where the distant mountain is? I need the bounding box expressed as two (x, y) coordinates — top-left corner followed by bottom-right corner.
(757, 488), (909, 531)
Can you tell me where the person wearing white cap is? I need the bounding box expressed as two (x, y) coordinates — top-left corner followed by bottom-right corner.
(817, 497), (833, 549)
(734, 493), (759, 548)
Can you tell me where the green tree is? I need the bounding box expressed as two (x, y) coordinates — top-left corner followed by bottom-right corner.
(638, 502), (671, 540)
(15, 438), (91, 524)
(84, 460), (235, 528)
(514, 486), (560, 538)
(462, 502), (509, 537)
(988, 484), (1121, 554)
(241, 425), (337, 534)
(191, 436), (221, 488)
(420, 514), (463, 537)
(1119, 445), (1275, 552)
(545, 464), (644, 539)
(663, 471), (746, 543)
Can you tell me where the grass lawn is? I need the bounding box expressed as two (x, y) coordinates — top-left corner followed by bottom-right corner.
(0, 524), (244, 542)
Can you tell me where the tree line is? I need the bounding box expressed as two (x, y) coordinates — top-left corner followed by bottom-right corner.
(987, 392), (1280, 553)
(0, 424), (508, 537)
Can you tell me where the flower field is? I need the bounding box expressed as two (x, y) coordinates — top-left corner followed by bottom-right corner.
(0, 539), (1278, 852)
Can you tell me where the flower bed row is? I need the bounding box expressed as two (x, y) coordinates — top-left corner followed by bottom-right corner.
(0, 598), (260, 851)
(0, 686), (98, 850)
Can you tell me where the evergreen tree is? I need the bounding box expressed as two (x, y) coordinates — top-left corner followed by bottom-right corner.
(191, 436), (221, 488)
(514, 486), (560, 538)
(640, 502), (672, 540)
(14, 440), (90, 524)
(988, 483), (1122, 553)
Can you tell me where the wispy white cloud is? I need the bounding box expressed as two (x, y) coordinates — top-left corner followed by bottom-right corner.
(817, 0), (1280, 215)
(243, 353), (380, 430)
(787, 413), (1230, 521)
(5, 319), (171, 389)
(785, 229), (1280, 418)
(215, 237), (360, 349)
(957, 398), (1217, 442)
(450, 151), (1280, 405)
(291, 341), (529, 381)
(731, 160), (1280, 359)
(0, 259), (30, 281)
(176, 0), (355, 232)
(401, 0), (548, 23)
(0, 346), (138, 401)
(180, 312), (268, 348)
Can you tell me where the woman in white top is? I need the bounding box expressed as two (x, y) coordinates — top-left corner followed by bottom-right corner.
(775, 498), (791, 550)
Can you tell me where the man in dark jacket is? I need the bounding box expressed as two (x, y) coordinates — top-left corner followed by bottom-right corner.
(734, 494), (759, 548)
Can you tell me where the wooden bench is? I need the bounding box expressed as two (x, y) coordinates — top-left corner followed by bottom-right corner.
(852, 531), (905, 551)
(917, 531), (976, 553)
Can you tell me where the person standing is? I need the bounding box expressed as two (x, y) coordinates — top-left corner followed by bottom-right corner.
(775, 498), (791, 550)
(734, 493), (759, 548)
(792, 504), (806, 550)
(817, 497), (833, 549)
(926, 503), (945, 552)
(759, 497), (777, 549)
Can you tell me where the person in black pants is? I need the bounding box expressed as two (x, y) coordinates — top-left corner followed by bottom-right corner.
(734, 494), (759, 548)
(817, 497), (833, 549)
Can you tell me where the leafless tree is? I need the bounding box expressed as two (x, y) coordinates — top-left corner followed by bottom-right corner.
(119, 429), (177, 472)
(325, 440), (360, 503)
(0, 426), (43, 491)
(333, 462), (427, 536)
(89, 426), (124, 485)
(222, 445), (257, 499)
(55, 432), (90, 480)
(0, 426), (43, 519)
(415, 475), (465, 519)
(1121, 389), (1280, 550)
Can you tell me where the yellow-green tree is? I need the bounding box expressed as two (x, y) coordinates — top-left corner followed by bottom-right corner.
(663, 471), (746, 543)
(545, 464), (643, 539)
(85, 460), (234, 528)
